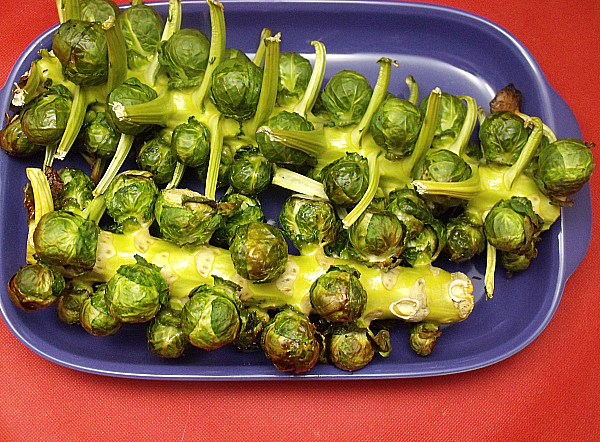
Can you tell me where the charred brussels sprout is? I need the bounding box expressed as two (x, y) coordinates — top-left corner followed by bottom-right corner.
(445, 214), (486, 262)
(0, 114), (43, 157)
(234, 307), (270, 351)
(228, 145), (272, 195)
(279, 194), (338, 252)
(277, 52), (313, 107)
(105, 255), (169, 323)
(7, 263), (65, 311)
(56, 280), (93, 325)
(107, 77), (158, 135)
(386, 187), (436, 240)
(181, 276), (242, 350)
(54, 167), (95, 215)
(80, 0), (120, 24)
(309, 265), (366, 322)
(320, 70), (373, 126)
(326, 325), (375, 371)
(479, 111), (531, 165)
(256, 111), (316, 167)
(212, 193), (265, 247)
(158, 28), (211, 88)
(321, 152), (369, 207)
(80, 285), (122, 337)
(83, 111), (120, 159)
(104, 170), (158, 233)
(229, 222), (288, 283)
(484, 197), (542, 254)
(409, 322), (441, 356)
(147, 306), (187, 358)
(261, 307), (321, 373)
(210, 58), (263, 121)
(137, 133), (178, 185)
(154, 188), (223, 246)
(419, 92), (467, 149)
(370, 96), (423, 160)
(499, 241), (538, 276)
(20, 85), (72, 145)
(52, 20), (108, 86)
(171, 117), (211, 168)
(118, 3), (164, 70)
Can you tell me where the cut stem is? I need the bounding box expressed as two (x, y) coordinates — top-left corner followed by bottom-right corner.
(25, 168), (54, 264)
(411, 168), (481, 200)
(271, 167), (328, 199)
(504, 116), (543, 189)
(93, 134), (135, 196)
(252, 28), (273, 67)
(405, 75), (418, 105)
(55, 85), (87, 160)
(204, 114), (224, 200)
(446, 95), (477, 158)
(293, 41), (327, 118)
(484, 243), (496, 299)
(103, 15), (128, 93)
(57, 0), (80, 22)
(255, 126), (328, 158)
(166, 162), (186, 190)
(342, 151), (382, 229)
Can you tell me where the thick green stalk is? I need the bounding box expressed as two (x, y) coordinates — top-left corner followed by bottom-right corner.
(271, 167), (328, 199)
(82, 194), (106, 224)
(25, 168), (54, 264)
(93, 134), (135, 196)
(204, 114), (224, 200)
(56, 0), (80, 22)
(405, 75), (418, 105)
(484, 243), (496, 298)
(54, 85), (87, 160)
(342, 151), (382, 229)
(445, 95), (477, 158)
(503, 116), (543, 189)
(255, 126), (328, 158)
(165, 162), (186, 190)
(412, 166), (482, 200)
(252, 28), (273, 67)
(293, 41), (327, 118)
(120, 92), (178, 126)
(103, 15), (128, 94)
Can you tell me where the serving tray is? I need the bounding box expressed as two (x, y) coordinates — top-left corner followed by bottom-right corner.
(0, 0), (592, 379)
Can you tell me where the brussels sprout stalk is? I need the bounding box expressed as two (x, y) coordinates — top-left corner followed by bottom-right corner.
(342, 151), (381, 229)
(442, 95), (477, 158)
(503, 116), (543, 189)
(252, 28), (273, 67)
(25, 168), (54, 264)
(204, 114), (224, 200)
(93, 134), (135, 196)
(293, 41), (326, 118)
(484, 243), (497, 298)
(56, 0), (81, 23)
(405, 75), (418, 105)
(271, 167), (328, 199)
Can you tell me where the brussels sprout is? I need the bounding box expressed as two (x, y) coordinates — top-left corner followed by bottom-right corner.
(211, 193), (265, 247)
(479, 111), (531, 165)
(409, 322), (441, 356)
(229, 222), (288, 283)
(83, 111), (120, 159)
(147, 306), (187, 358)
(170, 117), (211, 168)
(499, 241), (538, 276)
(20, 85), (73, 146)
(320, 152), (369, 207)
(414, 149), (472, 183)
(228, 145), (272, 195)
(261, 307), (321, 373)
(105, 255), (169, 323)
(309, 265), (366, 322)
(210, 58), (263, 120)
(234, 307), (271, 351)
(401, 224), (443, 267)
(444, 214), (486, 262)
(118, 3), (164, 70)
(370, 96), (423, 160)
(223, 47), (252, 63)
(533, 138), (595, 205)
(53, 167), (95, 216)
(484, 196), (542, 254)
(154, 188), (224, 246)
(181, 276), (242, 350)
(56, 280), (93, 325)
(386, 187), (435, 240)
(107, 77), (158, 135)
(158, 28), (211, 88)
(33, 210), (100, 274)
(279, 194), (338, 252)
(326, 325), (375, 371)
(80, 0), (120, 24)
(136, 133), (178, 184)
(277, 52), (313, 107)
(104, 170), (159, 233)
(7, 263), (65, 311)
(80, 285), (122, 337)
(320, 70), (373, 126)
(0, 114), (43, 157)
(419, 92), (467, 149)
(52, 19), (109, 86)
(348, 208), (406, 268)
(256, 111), (316, 167)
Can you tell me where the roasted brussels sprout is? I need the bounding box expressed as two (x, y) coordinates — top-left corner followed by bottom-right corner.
(320, 152), (369, 207)
(277, 52), (313, 107)
(56, 280), (93, 325)
(83, 111), (120, 159)
(170, 117), (211, 168)
(326, 325), (375, 371)
(444, 214), (486, 262)
(386, 187), (436, 240)
(80, 284), (122, 337)
(7, 263), (65, 311)
(228, 145), (272, 195)
(118, 3), (164, 70)
(53, 167), (95, 216)
(414, 149), (472, 184)
(158, 28), (211, 88)
(479, 111), (531, 165)
(402, 224), (444, 267)
(0, 114), (43, 157)
(107, 77), (158, 135)
(309, 265), (366, 322)
(320, 69), (373, 126)
(419, 92), (467, 149)
(20, 85), (73, 146)
(211, 193), (265, 247)
(409, 322), (441, 356)
(136, 133), (178, 185)
(234, 307), (271, 351)
(147, 306), (188, 358)
(498, 240), (538, 276)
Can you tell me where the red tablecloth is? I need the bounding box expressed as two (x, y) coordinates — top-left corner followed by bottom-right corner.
(1, 1), (598, 441)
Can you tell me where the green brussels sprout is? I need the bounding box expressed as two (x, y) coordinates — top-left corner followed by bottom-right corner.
(279, 194), (338, 253)
(261, 306), (321, 373)
(326, 325), (375, 371)
(223, 47), (252, 63)
(229, 222), (288, 283)
(484, 196), (542, 254)
(80, 284), (122, 337)
(320, 70), (373, 126)
(20, 85), (73, 145)
(277, 52), (313, 107)
(56, 280), (93, 325)
(196, 142), (235, 190)
(234, 307), (271, 351)
(498, 239), (538, 276)
(228, 145), (272, 195)
(533, 138), (595, 205)
(479, 111), (531, 165)
(52, 19), (108, 86)
(170, 117), (211, 168)
(210, 58), (263, 121)
(154, 188), (223, 246)
(409, 322), (441, 356)
(104, 170), (159, 233)
(419, 92), (467, 149)
(401, 224), (443, 267)
(7, 263), (65, 311)
(105, 255), (169, 323)
(348, 208), (406, 268)
(370, 96), (423, 160)
(414, 149), (472, 183)
(137, 133), (178, 185)
(83, 111), (120, 159)
(256, 110), (316, 167)
(386, 187), (435, 240)
(107, 77), (158, 135)
(444, 214), (486, 262)
(309, 265), (366, 322)
(158, 28), (211, 88)
(33, 210), (100, 274)
(320, 152), (370, 207)
(181, 276), (242, 350)
(211, 193), (265, 247)
(118, 3), (164, 70)
(147, 306), (187, 358)
(54, 167), (95, 216)
(80, 0), (120, 24)
(0, 114), (43, 157)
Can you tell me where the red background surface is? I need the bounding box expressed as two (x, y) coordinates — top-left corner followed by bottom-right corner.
(1, 1), (599, 441)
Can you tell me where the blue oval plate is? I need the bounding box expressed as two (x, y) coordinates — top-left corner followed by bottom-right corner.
(0, 0), (592, 379)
